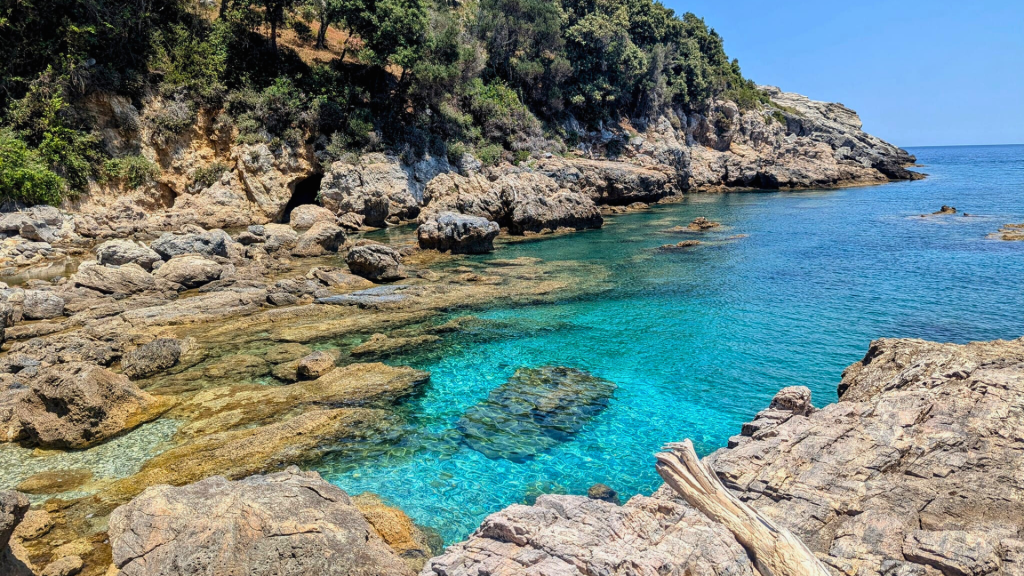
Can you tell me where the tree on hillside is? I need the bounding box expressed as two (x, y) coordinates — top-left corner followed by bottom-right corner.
(308, 0), (362, 50)
(346, 0), (426, 83)
(258, 0), (298, 52)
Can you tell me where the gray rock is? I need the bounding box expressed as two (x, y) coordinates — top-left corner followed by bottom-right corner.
(0, 302), (10, 347)
(346, 243), (405, 282)
(0, 489), (29, 550)
(70, 261), (155, 296)
(21, 290), (65, 320)
(95, 239), (162, 270)
(320, 153), (450, 226)
(122, 338), (185, 379)
(315, 285), (411, 307)
(17, 362), (167, 449)
(108, 467), (415, 576)
(417, 212), (499, 254)
(150, 229), (232, 260)
(153, 255), (224, 289)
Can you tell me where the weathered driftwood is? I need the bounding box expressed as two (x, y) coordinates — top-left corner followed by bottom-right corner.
(655, 440), (831, 576)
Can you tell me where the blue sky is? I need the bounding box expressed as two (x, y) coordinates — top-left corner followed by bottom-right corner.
(665, 0), (1024, 147)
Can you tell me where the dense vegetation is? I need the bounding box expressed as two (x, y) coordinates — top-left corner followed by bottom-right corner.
(0, 0), (766, 205)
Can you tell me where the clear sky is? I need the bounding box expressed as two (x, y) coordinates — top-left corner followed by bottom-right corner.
(664, 0), (1024, 147)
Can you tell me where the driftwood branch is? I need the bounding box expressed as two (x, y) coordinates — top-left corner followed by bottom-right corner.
(655, 440), (831, 576)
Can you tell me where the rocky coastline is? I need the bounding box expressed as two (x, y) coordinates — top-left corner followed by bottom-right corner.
(0, 88), (935, 576)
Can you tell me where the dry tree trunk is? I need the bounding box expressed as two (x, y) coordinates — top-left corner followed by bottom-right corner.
(655, 440), (831, 576)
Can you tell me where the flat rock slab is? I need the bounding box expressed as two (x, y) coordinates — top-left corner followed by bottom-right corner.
(316, 285), (412, 307)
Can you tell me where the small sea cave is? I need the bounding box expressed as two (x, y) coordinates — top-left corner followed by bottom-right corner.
(280, 173), (324, 223)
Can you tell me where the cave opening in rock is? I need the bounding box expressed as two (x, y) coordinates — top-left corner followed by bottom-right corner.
(281, 174), (324, 223)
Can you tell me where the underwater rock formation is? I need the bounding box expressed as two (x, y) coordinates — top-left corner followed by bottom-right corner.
(457, 366), (616, 461)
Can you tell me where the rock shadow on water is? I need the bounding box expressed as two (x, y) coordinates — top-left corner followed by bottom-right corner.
(456, 366), (616, 462)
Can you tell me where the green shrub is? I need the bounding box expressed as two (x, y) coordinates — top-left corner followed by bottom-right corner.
(292, 21), (314, 44)
(465, 79), (541, 146)
(192, 161), (232, 189)
(513, 149), (530, 165)
(476, 143), (502, 167)
(446, 140), (467, 163)
(103, 155), (160, 189)
(150, 96), (196, 141)
(0, 129), (65, 206)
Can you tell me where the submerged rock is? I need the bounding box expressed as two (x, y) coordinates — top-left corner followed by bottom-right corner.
(688, 216), (721, 231)
(457, 366), (616, 461)
(417, 212), (499, 254)
(350, 333), (440, 358)
(658, 240), (701, 251)
(587, 483), (620, 505)
(109, 467), (416, 576)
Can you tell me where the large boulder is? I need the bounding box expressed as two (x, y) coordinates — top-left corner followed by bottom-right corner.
(108, 467), (416, 576)
(150, 229), (233, 260)
(346, 243), (405, 282)
(457, 366), (616, 461)
(22, 290), (64, 320)
(291, 221), (347, 257)
(17, 362), (170, 448)
(70, 261), (155, 296)
(417, 212), (499, 254)
(153, 254), (224, 289)
(288, 204), (336, 230)
(0, 206), (65, 242)
(95, 239), (162, 271)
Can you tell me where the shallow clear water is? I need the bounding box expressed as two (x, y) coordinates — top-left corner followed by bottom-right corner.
(318, 145), (1024, 543)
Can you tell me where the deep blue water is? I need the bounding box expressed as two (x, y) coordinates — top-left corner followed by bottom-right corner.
(319, 145), (1024, 543)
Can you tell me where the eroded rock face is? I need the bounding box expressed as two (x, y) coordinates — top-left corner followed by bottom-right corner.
(17, 362), (170, 448)
(320, 153), (451, 227)
(1, 490), (29, 551)
(109, 467), (415, 576)
(70, 261), (155, 296)
(346, 243), (406, 282)
(417, 212), (499, 254)
(457, 366), (616, 461)
(291, 221), (347, 257)
(422, 493), (754, 576)
(709, 337), (1024, 576)
(288, 204), (336, 230)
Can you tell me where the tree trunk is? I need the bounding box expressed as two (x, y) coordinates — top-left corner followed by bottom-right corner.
(316, 17), (328, 49)
(270, 18), (278, 53)
(219, 0), (229, 18)
(339, 32), (351, 61)
(655, 440), (832, 576)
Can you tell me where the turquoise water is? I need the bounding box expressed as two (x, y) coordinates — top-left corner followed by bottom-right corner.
(319, 145), (1024, 543)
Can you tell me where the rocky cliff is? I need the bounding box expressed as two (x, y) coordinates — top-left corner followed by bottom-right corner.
(423, 336), (1024, 576)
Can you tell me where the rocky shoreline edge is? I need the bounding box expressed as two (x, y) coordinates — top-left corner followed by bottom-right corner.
(4, 335), (1022, 576)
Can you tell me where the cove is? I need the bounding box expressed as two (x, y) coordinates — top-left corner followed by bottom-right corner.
(319, 145), (1024, 544)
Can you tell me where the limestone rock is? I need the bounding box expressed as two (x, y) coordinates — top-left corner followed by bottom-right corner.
(153, 254), (223, 289)
(1, 490), (29, 551)
(288, 204), (336, 230)
(351, 333), (440, 358)
(150, 229), (232, 260)
(320, 153), (450, 226)
(22, 290), (64, 320)
(17, 362), (170, 449)
(39, 555), (83, 576)
(307, 267), (375, 291)
(291, 221), (347, 257)
(346, 243), (406, 282)
(296, 350), (335, 380)
(121, 338), (186, 379)
(422, 494), (753, 576)
(417, 212), (499, 254)
(688, 216), (721, 231)
(95, 240), (162, 271)
(707, 337), (1024, 576)
(70, 261), (154, 296)
(109, 467), (415, 576)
